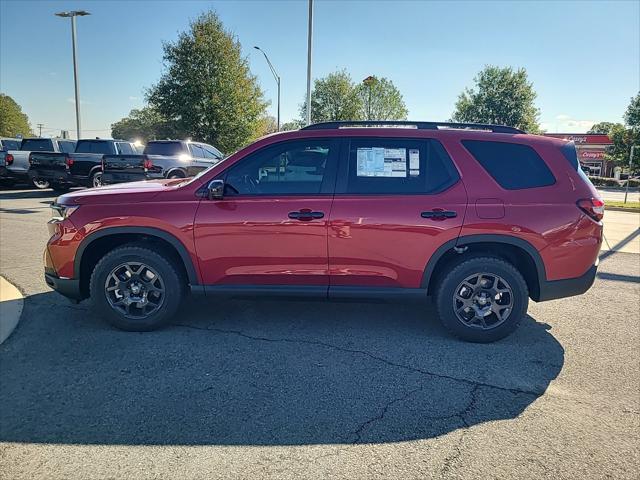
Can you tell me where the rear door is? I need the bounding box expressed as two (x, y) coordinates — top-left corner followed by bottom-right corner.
(194, 138), (339, 289)
(328, 136), (467, 292)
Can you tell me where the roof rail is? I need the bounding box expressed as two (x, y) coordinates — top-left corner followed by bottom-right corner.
(301, 121), (524, 134)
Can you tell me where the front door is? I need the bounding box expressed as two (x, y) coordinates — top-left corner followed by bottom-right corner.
(328, 136), (467, 290)
(194, 138), (339, 288)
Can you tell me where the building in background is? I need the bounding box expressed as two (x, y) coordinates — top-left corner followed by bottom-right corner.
(544, 133), (613, 177)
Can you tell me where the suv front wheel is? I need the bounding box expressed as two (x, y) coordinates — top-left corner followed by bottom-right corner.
(435, 256), (529, 343)
(90, 244), (185, 331)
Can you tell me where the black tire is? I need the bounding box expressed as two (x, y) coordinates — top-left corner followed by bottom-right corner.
(435, 256), (529, 343)
(90, 171), (104, 188)
(51, 183), (70, 192)
(89, 244), (185, 331)
(32, 178), (50, 189)
(167, 171), (185, 179)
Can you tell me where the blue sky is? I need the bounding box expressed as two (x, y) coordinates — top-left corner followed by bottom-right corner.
(1, 0), (638, 139)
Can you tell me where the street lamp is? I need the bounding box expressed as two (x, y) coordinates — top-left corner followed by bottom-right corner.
(55, 10), (90, 140)
(254, 46), (281, 131)
(305, 0), (313, 125)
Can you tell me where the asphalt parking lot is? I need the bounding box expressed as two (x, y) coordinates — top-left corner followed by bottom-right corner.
(0, 187), (638, 479)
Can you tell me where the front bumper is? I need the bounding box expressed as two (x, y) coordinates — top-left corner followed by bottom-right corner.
(45, 271), (83, 301)
(537, 264), (597, 302)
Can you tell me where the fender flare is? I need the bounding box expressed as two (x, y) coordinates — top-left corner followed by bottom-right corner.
(74, 226), (199, 284)
(165, 167), (187, 178)
(420, 234), (547, 292)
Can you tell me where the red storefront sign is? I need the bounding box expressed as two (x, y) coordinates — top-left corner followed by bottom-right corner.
(544, 134), (612, 145)
(579, 150), (606, 160)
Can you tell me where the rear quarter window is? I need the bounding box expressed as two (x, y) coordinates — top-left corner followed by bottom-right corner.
(462, 140), (555, 190)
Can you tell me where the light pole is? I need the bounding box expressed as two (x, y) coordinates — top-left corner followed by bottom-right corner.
(305, 0), (313, 125)
(55, 10), (90, 140)
(254, 46), (281, 131)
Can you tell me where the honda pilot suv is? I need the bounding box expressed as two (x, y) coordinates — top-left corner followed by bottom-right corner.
(44, 121), (603, 342)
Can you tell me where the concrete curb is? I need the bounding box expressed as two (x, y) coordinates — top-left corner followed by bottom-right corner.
(605, 206), (640, 213)
(0, 276), (24, 345)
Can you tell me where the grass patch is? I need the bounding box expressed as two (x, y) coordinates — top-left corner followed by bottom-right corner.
(605, 201), (640, 210)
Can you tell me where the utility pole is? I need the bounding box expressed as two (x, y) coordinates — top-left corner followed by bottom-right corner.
(37, 124), (44, 137)
(624, 145), (636, 204)
(305, 0), (313, 126)
(55, 10), (90, 140)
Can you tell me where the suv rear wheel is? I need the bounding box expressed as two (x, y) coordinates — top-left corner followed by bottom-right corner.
(435, 256), (528, 343)
(89, 244), (185, 331)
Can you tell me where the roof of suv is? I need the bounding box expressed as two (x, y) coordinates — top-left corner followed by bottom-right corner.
(301, 120), (525, 134)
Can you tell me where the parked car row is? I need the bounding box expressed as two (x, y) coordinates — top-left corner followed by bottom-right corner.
(0, 137), (223, 191)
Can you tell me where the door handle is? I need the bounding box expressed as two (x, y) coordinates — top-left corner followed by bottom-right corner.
(288, 210), (325, 221)
(421, 210), (457, 219)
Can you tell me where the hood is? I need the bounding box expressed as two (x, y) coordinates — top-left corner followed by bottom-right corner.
(57, 179), (184, 205)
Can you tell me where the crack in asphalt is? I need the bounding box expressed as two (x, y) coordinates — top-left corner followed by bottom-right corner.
(170, 322), (544, 398)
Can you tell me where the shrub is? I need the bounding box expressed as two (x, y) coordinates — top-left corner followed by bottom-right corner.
(588, 176), (620, 187)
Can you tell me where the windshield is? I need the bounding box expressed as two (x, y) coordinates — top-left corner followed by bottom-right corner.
(144, 141), (188, 156)
(20, 139), (54, 151)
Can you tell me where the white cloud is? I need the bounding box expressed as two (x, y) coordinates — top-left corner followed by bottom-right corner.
(542, 114), (595, 133)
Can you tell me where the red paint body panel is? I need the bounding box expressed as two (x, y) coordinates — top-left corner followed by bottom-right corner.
(194, 197), (332, 285)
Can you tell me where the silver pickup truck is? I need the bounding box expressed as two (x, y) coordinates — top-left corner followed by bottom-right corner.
(0, 137), (76, 188)
(101, 140), (223, 185)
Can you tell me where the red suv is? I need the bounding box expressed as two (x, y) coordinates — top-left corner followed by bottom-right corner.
(44, 121), (603, 342)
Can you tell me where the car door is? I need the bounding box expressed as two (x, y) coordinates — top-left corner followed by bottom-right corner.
(194, 138), (339, 290)
(328, 136), (467, 293)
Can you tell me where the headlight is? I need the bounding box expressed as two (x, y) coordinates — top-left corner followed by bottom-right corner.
(50, 203), (80, 221)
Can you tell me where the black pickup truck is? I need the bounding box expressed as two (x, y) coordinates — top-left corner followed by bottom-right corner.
(28, 139), (137, 191)
(101, 140), (223, 185)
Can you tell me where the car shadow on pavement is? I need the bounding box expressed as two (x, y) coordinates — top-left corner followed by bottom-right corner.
(0, 291), (564, 446)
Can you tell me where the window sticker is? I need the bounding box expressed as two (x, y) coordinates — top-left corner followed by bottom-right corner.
(409, 149), (420, 176)
(357, 147), (408, 177)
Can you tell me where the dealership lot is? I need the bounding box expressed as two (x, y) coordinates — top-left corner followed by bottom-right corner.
(0, 187), (638, 479)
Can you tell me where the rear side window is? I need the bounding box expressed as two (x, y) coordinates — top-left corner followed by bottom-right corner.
(344, 138), (459, 194)
(59, 141), (76, 153)
(462, 140), (555, 190)
(75, 141), (114, 154)
(21, 139), (54, 151)
(2, 139), (20, 151)
(144, 141), (188, 156)
(116, 142), (134, 155)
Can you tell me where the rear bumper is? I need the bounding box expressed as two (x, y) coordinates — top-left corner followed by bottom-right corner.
(29, 169), (72, 185)
(0, 166), (28, 181)
(45, 271), (83, 301)
(536, 264), (597, 302)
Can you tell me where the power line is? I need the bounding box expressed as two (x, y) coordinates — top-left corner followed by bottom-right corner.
(37, 123), (44, 137)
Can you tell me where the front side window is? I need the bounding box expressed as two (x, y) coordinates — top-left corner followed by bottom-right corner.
(344, 138), (459, 194)
(189, 144), (206, 159)
(462, 140), (555, 190)
(224, 140), (333, 195)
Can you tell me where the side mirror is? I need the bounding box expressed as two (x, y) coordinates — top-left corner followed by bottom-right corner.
(207, 179), (225, 200)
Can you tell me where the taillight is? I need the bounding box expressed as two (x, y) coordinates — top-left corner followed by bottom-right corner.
(143, 156), (153, 170)
(577, 198), (605, 222)
(5, 153), (14, 166)
(65, 156), (74, 168)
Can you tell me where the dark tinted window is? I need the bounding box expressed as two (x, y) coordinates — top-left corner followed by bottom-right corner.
(75, 140), (114, 154)
(21, 139), (54, 151)
(345, 138), (459, 194)
(59, 141), (76, 153)
(462, 140), (555, 190)
(225, 140), (332, 195)
(116, 142), (134, 155)
(560, 142), (579, 170)
(202, 145), (222, 160)
(144, 141), (188, 156)
(1, 140), (20, 151)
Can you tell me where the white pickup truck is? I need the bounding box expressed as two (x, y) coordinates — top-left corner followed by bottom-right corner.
(0, 137), (76, 188)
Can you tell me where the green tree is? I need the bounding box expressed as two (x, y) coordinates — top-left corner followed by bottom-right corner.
(624, 92), (640, 127)
(451, 65), (541, 133)
(111, 106), (174, 142)
(607, 123), (640, 172)
(257, 115), (278, 136)
(355, 76), (408, 121)
(0, 94), (32, 137)
(281, 119), (304, 131)
(301, 70), (362, 123)
(148, 11), (268, 153)
(587, 122), (618, 134)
